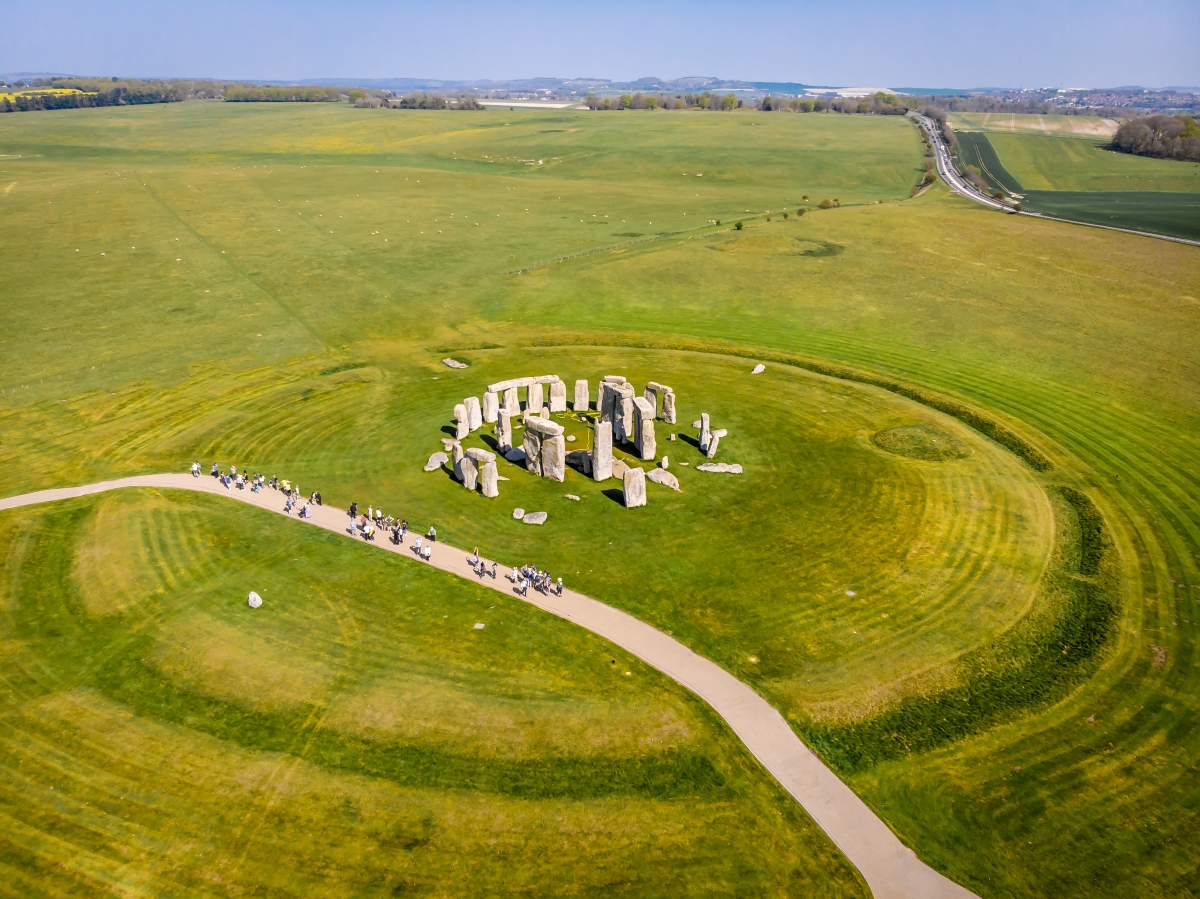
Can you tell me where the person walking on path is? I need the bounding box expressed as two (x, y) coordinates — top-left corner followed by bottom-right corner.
(414, 536), (423, 556)
(400, 520), (408, 540)
(191, 461), (200, 477)
(491, 561), (498, 580)
(427, 525), (437, 543)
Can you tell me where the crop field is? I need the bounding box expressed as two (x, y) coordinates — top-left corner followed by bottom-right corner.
(1, 101), (1199, 898)
(951, 112), (1120, 139)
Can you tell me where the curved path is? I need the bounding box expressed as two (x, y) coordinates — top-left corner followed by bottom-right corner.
(0, 474), (978, 899)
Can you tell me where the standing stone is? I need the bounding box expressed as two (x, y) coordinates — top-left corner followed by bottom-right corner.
(460, 455), (478, 490)
(574, 379), (590, 412)
(480, 460), (499, 497)
(502, 386), (520, 418)
(706, 428), (727, 460)
(541, 435), (566, 481)
(661, 456), (669, 469)
(549, 379), (567, 413)
(633, 396), (656, 461)
(613, 383), (635, 443)
(622, 467), (647, 508)
(451, 441), (465, 480)
(698, 413), (711, 454)
(527, 382), (544, 416)
(540, 407), (550, 419)
(482, 391), (499, 424)
(662, 390), (677, 424)
(522, 429), (543, 476)
(591, 420), (613, 481)
(465, 396), (483, 431)
(496, 411), (513, 453)
(454, 403), (469, 440)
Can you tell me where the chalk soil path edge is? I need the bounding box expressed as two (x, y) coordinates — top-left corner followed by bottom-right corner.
(0, 473), (978, 899)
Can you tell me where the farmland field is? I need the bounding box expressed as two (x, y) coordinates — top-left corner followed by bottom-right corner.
(2, 101), (1200, 898)
(950, 112), (1120, 139)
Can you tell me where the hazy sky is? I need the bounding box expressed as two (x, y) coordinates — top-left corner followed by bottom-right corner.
(3, 0), (1198, 88)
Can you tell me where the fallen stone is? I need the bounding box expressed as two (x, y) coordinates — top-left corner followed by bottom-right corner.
(622, 466), (647, 508)
(611, 457), (629, 479)
(480, 460), (499, 498)
(522, 511), (548, 525)
(566, 434), (576, 442)
(442, 358), (468, 369)
(565, 494), (580, 501)
(541, 434), (566, 482)
(549, 379), (567, 412)
(751, 363), (765, 374)
(460, 455), (478, 490)
(512, 508), (525, 519)
(697, 462), (742, 473)
(698, 413), (711, 454)
(705, 434), (720, 459)
(574, 379), (589, 412)
(440, 437), (458, 450)
(646, 468), (680, 491)
(504, 446), (527, 462)
(248, 591), (263, 608)
(424, 451), (448, 471)
(465, 396), (483, 431)
(482, 391), (499, 423)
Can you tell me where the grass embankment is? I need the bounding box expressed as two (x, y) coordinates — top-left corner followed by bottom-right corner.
(1, 101), (1199, 897)
(0, 490), (863, 896)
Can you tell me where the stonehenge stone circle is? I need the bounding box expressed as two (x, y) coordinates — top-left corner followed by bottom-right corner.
(465, 396), (483, 431)
(480, 460), (499, 497)
(460, 455), (478, 490)
(622, 466), (647, 508)
(591, 420), (613, 481)
(549, 379), (567, 413)
(482, 391), (499, 423)
(574, 379), (590, 412)
(454, 403), (469, 439)
(527, 382), (544, 416)
(424, 452), (448, 471)
(451, 442), (465, 480)
(633, 396), (657, 461)
(496, 411), (513, 453)
(644, 381), (677, 424)
(541, 434), (566, 481)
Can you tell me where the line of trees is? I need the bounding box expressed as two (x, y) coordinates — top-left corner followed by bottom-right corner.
(225, 86), (341, 102)
(2, 78), (184, 113)
(354, 92), (483, 110)
(585, 91), (739, 110)
(759, 92), (908, 115)
(1111, 115), (1200, 162)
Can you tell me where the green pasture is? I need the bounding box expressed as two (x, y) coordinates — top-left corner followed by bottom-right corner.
(2, 101), (1200, 898)
(0, 490), (863, 896)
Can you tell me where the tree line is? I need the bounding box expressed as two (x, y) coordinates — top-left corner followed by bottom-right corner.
(353, 92), (483, 110)
(225, 86), (341, 102)
(1, 78), (185, 113)
(1111, 115), (1200, 162)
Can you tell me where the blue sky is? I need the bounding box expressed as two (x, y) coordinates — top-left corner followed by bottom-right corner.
(3, 0), (1197, 89)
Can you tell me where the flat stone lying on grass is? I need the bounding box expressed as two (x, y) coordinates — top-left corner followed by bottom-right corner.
(424, 451), (448, 471)
(442, 358), (468, 369)
(706, 428), (727, 460)
(565, 494), (580, 501)
(522, 511), (548, 525)
(248, 591), (263, 608)
(646, 468), (680, 491)
(611, 458), (629, 479)
(697, 462), (743, 473)
(512, 508), (525, 519)
(752, 363), (766, 374)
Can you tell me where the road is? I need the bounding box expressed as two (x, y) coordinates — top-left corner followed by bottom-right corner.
(0, 472), (980, 899)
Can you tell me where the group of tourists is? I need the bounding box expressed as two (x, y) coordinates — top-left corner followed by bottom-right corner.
(194, 461), (322, 519)
(512, 563), (563, 598)
(346, 501), (440, 561)
(471, 548), (499, 580)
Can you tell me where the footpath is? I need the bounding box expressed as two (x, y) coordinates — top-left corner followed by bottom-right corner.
(0, 473), (978, 899)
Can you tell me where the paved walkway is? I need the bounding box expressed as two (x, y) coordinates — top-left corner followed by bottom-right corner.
(0, 473), (978, 899)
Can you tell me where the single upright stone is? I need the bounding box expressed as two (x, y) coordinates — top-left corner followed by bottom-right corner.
(633, 395), (657, 461)
(465, 396), (483, 431)
(502, 386), (520, 417)
(661, 390), (677, 424)
(454, 403), (469, 440)
(598, 381), (616, 423)
(451, 441), (465, 480)
(482, 391), (499, 424)
(698, 413), (711, 454)
(541, 435), (566, 481)
(573, 379), (589, 412)
(622, 466), (647, 508)
(522, 429), (543, 476)
(460, 455), (478, 490)
(496, 411), (513, 453)
(549, 379), (567, 413)
(591, 420), (613, 481)
(705, 429), (727, 460)
(527, 382), (544, 416)
(479, 460), (499, 497)
(613, 383), (635, 443)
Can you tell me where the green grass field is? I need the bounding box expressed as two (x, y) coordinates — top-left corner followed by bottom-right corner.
(950, 112), (1119, 139)
(2, 101), (1200, 898)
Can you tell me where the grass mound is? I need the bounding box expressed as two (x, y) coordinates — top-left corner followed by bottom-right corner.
(872, 424), (972, 461)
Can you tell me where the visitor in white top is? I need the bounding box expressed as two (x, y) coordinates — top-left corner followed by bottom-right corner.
(191, 461), (200, 477)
